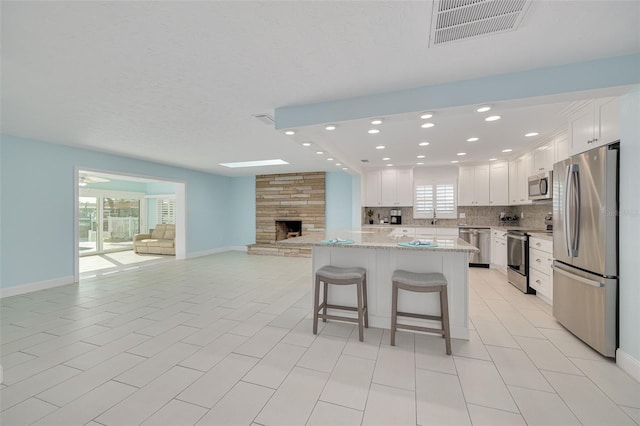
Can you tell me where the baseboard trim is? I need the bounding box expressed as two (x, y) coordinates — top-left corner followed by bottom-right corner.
(186, 246), (247, 259)
(617, 348), (640, 382)
(0, 275), (76, 299)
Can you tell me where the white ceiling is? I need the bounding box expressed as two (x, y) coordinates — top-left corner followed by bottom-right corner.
(2, 1), (639, 176)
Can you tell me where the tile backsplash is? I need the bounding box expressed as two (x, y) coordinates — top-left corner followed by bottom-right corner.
(362, 202), (552, 229)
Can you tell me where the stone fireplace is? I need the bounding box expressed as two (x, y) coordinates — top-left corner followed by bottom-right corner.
(248, 172), (325, 257)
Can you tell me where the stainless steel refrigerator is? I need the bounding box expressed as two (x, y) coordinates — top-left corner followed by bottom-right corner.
(552, 143), (619, 358)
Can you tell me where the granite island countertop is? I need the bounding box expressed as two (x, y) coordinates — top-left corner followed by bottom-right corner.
(277, 228), (479, 253)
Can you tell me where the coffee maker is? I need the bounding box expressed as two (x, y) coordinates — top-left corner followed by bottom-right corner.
(390, 209), (402, 225)
(544, 213), (553, 232)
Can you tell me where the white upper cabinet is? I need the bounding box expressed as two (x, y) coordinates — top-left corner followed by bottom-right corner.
(554, 134), (569, 163)
(379, 169), (397, 206)
(569, 97), (620, 155)
(508, 154), (533, 205)
(532, 144), (554, 173)
(489, 162), (509, 206)
(395, 168), (414, 206)
(458, 165), (489, 206)
(365, 168), (413, 207)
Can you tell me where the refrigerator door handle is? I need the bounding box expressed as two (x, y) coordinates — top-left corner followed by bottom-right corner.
(565, 164), (580, 257)
(564, 164), (573, 257)
(571, 165), (581, 256)
(552, 265), (603, 288)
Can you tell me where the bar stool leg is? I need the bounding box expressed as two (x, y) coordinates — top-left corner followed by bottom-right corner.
(313, 275), (321, 335)
(356, 281), (364, 342)
(322, 281), (328, 322)
(441, 286), (452, 355)
(362, 274), (369, 328)
(391, 282), (398, 346)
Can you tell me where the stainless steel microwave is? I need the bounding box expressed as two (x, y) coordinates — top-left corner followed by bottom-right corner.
(528, 171), (553, 200)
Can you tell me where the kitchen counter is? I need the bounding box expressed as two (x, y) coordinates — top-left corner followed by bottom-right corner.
(278, 228), (478, 253)
(278, 228), (476, 340)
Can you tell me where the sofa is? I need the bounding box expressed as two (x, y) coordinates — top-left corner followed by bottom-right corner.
(133, 224), (175, 255)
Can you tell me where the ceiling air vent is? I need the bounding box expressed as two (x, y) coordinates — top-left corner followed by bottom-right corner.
(429, 0), (532, 46)
(252, 113), (274, 125)
(361, 159), (369, 163)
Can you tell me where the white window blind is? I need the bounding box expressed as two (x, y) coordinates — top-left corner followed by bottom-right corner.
(157, 198), (176, 224)
(412, 167), (457, 219)
(436, 184), (455, 216)
(415, 184), (434, 216)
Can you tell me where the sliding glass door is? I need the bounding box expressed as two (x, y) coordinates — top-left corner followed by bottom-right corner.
(79, 195), (141, 256)
(101, 198), (141, 251)
(79, 197), (99, 254)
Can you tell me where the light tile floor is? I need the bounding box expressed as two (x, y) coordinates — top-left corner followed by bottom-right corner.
(1, 251), (639, 426)
(79, 250), (171, 276)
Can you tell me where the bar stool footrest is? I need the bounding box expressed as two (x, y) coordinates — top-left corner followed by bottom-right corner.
(395, 323), (445, 335)
(396, 311), (441, 321)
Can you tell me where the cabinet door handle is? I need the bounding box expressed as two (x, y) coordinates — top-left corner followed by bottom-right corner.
(536, 279), (541, 284)
(536, 242), (541, 247)
(536, 258), (541, 263)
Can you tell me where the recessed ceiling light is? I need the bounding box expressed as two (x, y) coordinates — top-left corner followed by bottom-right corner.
(371, 119), (383, 125)
(502, 149), (512, 153)
(485, 115), (501, 122)
(457, 152), (466, 156)
(476, 105), (492, 112)
(419, 142), (430, 146)
(417, 155), (425, 159)
(489, 158), (497, 161)
(335, 163), (341, 166)
(451, 160), (459, 164)
(302, 142), (311, 147)
(368, 129), (380, 134)
(382, 157), (390, 161)
(421, 122), (435, 128)
(420, 112), (434, 119)
(327, 158), (334, 161)
(316, 151), (324, 154)
(342, 167), (348, 170)
(525, 132), (539, 137)
(325, 125), (336, 130)
(467, 137), (479, 142)
(284, 130), (295, 135)
(386, 164), (393, 167)
(376, 145), (385, 150)
(220, 159), (289, 168)
(416, 162), (424, 165)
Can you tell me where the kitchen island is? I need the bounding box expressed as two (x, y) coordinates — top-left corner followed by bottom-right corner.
(278, 228), (479, 339)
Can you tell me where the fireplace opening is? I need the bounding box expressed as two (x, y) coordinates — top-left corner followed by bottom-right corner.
(276, 220), (302, 241)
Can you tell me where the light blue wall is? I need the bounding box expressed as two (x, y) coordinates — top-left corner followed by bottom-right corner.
(326, 171), (359, 231)
(619, 90), (640, 364)
(0, 134), (246, 289)
(227, 176), (256, 247)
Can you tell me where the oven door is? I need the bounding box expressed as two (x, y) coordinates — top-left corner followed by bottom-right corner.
(507, 233), (527, 275)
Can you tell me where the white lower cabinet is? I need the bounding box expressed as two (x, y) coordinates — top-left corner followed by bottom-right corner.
(529, 236), (553, 303)
(491, 229), (507, 272)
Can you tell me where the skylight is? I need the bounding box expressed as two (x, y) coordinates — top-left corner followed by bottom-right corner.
(219, 159), (289, 168)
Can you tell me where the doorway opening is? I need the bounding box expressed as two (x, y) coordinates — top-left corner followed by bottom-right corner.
(75, 169), (186, 279)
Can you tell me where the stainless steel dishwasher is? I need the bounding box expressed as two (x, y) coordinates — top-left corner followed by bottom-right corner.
(458, 227), (491, 267)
